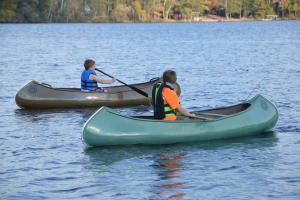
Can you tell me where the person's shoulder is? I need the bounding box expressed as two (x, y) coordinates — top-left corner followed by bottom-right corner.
(84, 70), (96, 75)
(162, 87), (172, 92)
(162, 87), (177, 96)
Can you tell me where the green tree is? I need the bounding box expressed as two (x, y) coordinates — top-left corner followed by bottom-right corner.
(287, 0), (300, 17)
(273, 0), (288, 16)
(64, 0), (83, 22)
(226, 0), (243, 18)
(264, 0), (275, 16)
(37, 0), (51, 22)
(253, 0), (266, 18)
(140, 0), (157, 20)
(16, 0), (40, 22)
(132, 0), (146, 21)
(112, 3), (130, 22)
(89, 0), (109, 21)
(0, 0), (17, 22)
(162, 0), (175, 19)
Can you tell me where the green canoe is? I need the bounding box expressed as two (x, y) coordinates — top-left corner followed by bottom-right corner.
(15, 78), (181, 109)
(82, 95), (278, 147)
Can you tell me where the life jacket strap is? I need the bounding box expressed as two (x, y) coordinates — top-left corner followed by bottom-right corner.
(164, 103), (176, 117)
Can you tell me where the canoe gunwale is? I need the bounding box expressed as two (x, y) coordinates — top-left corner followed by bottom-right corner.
(88, 95), (265, 124)
(29, 78), (159, 94)
(96, 95), (275, 124)
(105, 105), (248, 123)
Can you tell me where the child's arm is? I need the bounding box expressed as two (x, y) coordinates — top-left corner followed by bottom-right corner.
(164, 89), (195, 118)
(90, 74), (116, 84)
(177, 105), (195, 118)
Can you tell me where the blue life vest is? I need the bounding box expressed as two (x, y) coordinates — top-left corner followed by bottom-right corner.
(81, 70), (98, 91)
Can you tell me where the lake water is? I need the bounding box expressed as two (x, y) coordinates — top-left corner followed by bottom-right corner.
(0, 21), (300, 199)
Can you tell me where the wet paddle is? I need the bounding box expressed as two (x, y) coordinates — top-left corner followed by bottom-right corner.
(95, 68), (149, 97)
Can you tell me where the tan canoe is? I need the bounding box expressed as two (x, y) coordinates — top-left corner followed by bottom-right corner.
(15, 78), (181, 109)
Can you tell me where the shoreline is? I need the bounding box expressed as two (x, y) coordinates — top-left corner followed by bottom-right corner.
(0, 18), (299, 24)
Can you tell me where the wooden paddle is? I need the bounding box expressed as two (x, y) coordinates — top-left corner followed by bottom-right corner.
(95, 68), (149, 97)
(188, 113), (214, 120)
(191, 115), (212, 120)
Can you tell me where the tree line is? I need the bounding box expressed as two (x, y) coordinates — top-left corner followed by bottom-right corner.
(0, 0), (299, 23)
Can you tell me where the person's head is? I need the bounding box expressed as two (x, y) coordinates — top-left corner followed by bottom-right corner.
(84, 59), (96, 70)
(162, 70), (177, 84)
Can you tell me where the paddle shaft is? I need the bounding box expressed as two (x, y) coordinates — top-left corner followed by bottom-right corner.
(95, 68), (149, 97)
(191, 115), (212, 120)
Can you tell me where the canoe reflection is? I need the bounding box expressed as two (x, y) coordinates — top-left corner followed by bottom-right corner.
(14, 108), (97, 124)
(83, 133), (277, 198)
(14, 105), (152, 124)
(83, 132), (277, 167)
(151, 152), (187, 200)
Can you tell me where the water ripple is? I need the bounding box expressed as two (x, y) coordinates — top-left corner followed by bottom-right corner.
(1, 22), (300, 199)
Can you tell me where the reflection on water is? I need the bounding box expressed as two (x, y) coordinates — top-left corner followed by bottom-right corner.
(14, 108), (98, 124)
(152, 152), (187, 200)
(83, 132), (278, 199)
(83, 132), (278, 165)
(13, 105), (154, 124)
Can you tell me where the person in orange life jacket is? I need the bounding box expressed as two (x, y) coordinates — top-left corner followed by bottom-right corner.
(152, 70), (195, 120)
(81, 59), (116, 92)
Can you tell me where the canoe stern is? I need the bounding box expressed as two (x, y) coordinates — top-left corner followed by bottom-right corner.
(247, 94), (278, 132)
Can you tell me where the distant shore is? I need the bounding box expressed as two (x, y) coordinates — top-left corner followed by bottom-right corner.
(1, 17), (299, 24)
(161, 17), (299, 23)
(2, 1), (299, 24)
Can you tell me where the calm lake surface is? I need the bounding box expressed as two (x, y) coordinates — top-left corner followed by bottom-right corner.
(0, 21), (300, 199)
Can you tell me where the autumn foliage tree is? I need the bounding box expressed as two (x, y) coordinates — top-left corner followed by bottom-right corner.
(0, 0), (299, 23)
